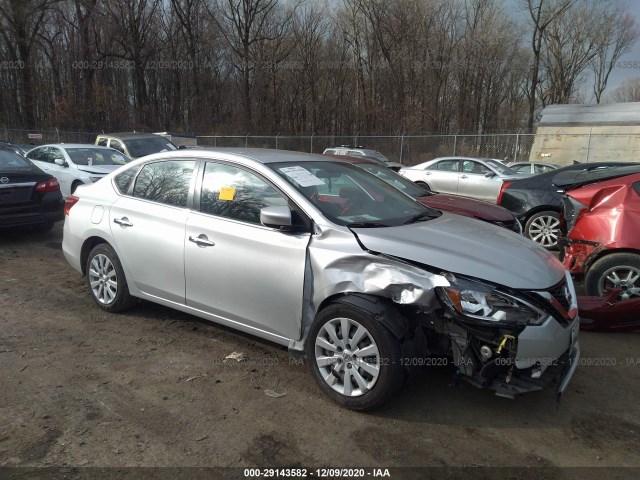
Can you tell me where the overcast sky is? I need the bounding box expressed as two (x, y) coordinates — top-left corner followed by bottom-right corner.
(608, 0), (640, 93)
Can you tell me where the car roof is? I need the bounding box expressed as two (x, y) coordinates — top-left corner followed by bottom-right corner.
(98, 132), (161, 139)
(555, 164), (640, 188)
(135, 147), (348, 165)
(30, 143), (119, 150)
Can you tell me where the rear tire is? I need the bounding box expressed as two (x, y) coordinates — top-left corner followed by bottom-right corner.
(525, 210), (560, 250)
(585, 253), (640, 299)
(85, 243), (137, 312)
(415, 181), (431, 192)
(306, 303), (404, 411)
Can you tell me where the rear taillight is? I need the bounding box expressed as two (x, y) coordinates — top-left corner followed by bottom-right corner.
(64, 195), (79, 215)
(35, 177), (60, 192)
(497, 181), (511, 205)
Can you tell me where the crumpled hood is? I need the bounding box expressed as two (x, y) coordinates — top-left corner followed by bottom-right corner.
(76, 165), (121, 175)
(418, 193), (515, 222)
(352, 213), (565, 290)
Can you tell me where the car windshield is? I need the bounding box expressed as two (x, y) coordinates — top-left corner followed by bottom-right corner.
(0, 149), (32, 170)
(483, 159), (516, 175)
(124, 137), (177, 158)
(357, 163), (428, 197)
(66, 147), (128, 166)
(271, 160), (439, 227)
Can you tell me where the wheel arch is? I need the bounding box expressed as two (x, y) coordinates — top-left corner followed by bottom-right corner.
(585, 248), (640, 273)
(315, 293), (410, 341)
(522, 205), (561, 224)
(80, 236), (110, 275)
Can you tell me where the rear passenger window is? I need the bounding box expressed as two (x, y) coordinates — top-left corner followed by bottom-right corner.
(432, 160), (459, 172)
(633, 182), (640, 196)
(132, 160), (195, 207)
(113, 165), (141, 194)
(200, 162), (287, 224)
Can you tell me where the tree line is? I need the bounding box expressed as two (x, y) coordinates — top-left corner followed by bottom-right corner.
(0, 0), (637, 135)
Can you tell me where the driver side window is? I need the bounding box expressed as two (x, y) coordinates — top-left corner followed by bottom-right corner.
(200, 162), (288, 225)
(462, 160), (490, 175)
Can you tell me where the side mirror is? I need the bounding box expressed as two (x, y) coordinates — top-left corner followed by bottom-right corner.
(484, 171), (495, 178)
(54, 158), (68, 167)
(260, 205), (292, 229)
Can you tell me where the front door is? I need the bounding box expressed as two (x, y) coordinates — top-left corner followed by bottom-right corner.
(185, 161), (310, 340)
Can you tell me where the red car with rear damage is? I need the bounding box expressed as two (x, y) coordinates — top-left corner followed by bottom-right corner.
(560, 172), (640, 298)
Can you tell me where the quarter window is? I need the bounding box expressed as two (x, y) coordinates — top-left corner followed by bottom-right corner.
(200, 162), (287, 224)
(114, 165), (142, 194)
(132, 160), (195, 207)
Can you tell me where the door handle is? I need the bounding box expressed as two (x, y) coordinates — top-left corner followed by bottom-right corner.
(113, 217), (133, 227)
(425, 171), (431, 175)
(189, 234), (215, 247)
(460, 175), (468, 179)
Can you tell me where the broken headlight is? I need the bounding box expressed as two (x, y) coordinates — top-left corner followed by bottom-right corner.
(436, 274), (547, 326)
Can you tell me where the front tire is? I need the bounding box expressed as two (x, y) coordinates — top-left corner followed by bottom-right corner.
(86, 243), (137, 312)
(306, 303), (404, 411)
(71, 181), (82, 194)
(585, 253), (640, 299)
(525, 210), (560, 250)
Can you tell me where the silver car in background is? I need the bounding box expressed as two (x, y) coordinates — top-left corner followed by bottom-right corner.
(62, 148), (579, 410)
(507, 162), (559, 175)
(399, 156), (529, 203)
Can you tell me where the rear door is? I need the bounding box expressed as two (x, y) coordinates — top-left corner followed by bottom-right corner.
(424, 159), (461, 194)
(109, 159), (196, 304)
(184, 161), (310, 340)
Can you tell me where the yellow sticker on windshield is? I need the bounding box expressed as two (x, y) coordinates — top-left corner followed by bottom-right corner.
(219, 187), (236, 201)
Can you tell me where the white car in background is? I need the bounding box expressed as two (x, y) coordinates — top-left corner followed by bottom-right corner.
(26, 144), (128, 195)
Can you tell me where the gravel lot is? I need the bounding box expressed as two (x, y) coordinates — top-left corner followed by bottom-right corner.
(1, 223), (639, 478)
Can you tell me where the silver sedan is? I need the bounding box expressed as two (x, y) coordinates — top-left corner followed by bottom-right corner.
(399, 157), (529, 203)
(62, 149), (579, 410)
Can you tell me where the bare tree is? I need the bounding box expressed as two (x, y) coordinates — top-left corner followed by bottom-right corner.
(609, 77), (640, 103)
(0, 0), (60, 127)
(523, 0), (576, 130)
(590, 5), (638, 103)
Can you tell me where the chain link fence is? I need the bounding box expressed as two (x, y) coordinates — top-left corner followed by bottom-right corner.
(4, 127), (638, 166)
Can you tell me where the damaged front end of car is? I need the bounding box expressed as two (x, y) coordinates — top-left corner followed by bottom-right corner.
(291, 226), (580, 401)
(433, 270), (579, 400)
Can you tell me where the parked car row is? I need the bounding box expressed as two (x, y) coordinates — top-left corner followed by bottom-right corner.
(62, 147), (580, 410)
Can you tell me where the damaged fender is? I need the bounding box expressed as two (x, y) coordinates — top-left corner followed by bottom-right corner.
(288, 227), (449, 352)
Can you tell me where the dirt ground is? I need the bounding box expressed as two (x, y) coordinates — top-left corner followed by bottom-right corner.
(1, 223), (639, 479)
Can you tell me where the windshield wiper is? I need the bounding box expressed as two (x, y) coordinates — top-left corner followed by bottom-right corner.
(403, 211), (439, 224)
(346, 221), (391, 228)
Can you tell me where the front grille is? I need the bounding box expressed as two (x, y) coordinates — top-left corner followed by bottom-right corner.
(547, 278), (571, 311)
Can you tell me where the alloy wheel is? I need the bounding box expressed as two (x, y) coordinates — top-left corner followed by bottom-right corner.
(314, 317), (380, 397)
(88, 254), (118, 304)
(528, 215), (560, 248)
(599, 265), (640, 300)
